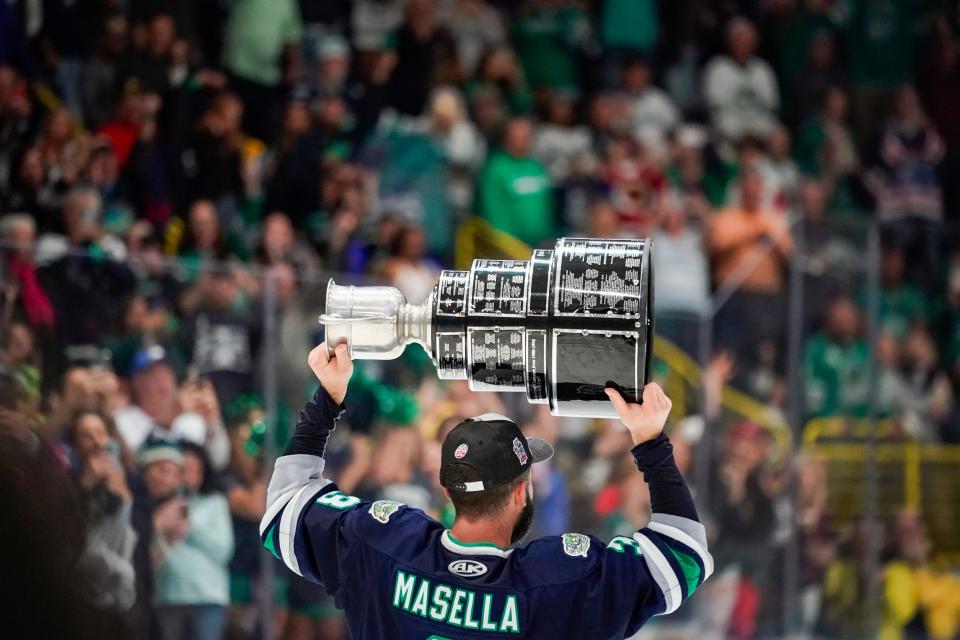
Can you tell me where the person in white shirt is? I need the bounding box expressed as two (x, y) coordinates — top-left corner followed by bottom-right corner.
(652, 192), (710, 355)
(114, 345), (230, 471)
(532, 91), (596, 184)
(436, 0), (506, 76)
(622, 58), (680, 157)
(702, 18), (780, 143)
(423, 86), (486, 216)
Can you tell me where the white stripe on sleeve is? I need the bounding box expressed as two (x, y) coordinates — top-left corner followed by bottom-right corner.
(633, 532), (683, 614)
(646, 517), (714, 579)
(278, 478), (332, 576)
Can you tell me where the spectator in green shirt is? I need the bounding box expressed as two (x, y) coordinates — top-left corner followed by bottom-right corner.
(222, 0), (303, 141)
(843, 0), (920, 145)
(600, 0), (658, 84)
(804, 295), (871, 419)
(475, 117), (556, 248)
(794, 86), (862, 209)
(510, 0), (592, 94)
(858, 245), (928, 339)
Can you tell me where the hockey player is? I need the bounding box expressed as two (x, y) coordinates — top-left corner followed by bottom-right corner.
(260, 343), (712, 638)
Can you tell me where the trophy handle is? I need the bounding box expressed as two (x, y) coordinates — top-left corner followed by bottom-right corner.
(318, 313), (393, 324)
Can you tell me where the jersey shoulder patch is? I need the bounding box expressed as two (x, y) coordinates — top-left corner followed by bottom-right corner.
(369, 499), (404, 524)
(348, 502), (443, 560)
(561, 533), (591, 558)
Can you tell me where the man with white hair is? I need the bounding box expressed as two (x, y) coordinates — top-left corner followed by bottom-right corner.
(35, 186), (126, 264)
(33, 186), (135, 346)
(1, 213), (56, 331)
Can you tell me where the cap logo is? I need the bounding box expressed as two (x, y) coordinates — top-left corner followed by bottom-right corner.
(512, 437), (528, 465)
(454, 443), (469, 459)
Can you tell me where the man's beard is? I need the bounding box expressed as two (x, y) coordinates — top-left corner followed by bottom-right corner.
(510, 500), (535, 545)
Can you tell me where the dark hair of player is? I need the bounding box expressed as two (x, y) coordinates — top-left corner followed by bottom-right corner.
(445, 468), (530, 520)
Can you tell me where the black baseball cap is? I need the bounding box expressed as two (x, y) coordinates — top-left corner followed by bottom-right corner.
(440, 413), (554, 493)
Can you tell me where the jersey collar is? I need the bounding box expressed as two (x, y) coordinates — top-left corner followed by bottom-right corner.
(441, 530), (513, 558)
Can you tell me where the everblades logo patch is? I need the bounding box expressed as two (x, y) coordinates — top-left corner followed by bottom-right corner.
(369, 500), (403, 524)
(448, 559), (488, 578)
(562, 533), (590, 558)
(512, 437), (528, 465)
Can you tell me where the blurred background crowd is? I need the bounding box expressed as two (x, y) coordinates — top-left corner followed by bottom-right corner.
(2, 0), (960, 639)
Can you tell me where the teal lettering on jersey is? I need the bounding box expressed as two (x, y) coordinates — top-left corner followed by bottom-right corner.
(316, 490), (362, 510)
(391, 570), (521, 634)
(608, 536), (643, 556)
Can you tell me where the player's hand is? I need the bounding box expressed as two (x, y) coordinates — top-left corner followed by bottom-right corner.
(604, 383), (672, 446)
(308, 342), (353, 405)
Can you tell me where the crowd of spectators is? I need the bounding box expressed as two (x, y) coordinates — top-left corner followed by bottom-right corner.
(3, 0), (960, 639)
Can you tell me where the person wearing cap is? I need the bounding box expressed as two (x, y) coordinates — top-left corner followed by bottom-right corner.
(260, 343), (712, 639)
(114, 344), (231, 471)
(130, 440), (187, 631)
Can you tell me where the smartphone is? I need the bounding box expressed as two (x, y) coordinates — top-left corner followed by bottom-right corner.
(104, 439), (122, 469)
(64, 345), (113, 370)
(185, 364), (201, 387)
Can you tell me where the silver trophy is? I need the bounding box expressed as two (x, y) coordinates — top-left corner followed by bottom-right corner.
(320, 238), (654, 418)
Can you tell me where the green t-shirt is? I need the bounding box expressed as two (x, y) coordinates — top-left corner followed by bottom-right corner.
(369, 124), (452, 260)
(778, 11), (835, 103)
(844, 0), (917, 90)
(947, 320), (960, 371)
(858, 283), (928, 339)
(794, 116), (828, 177)
(511, 6), (589, 92)
(804, 333), (871, 418)
(601, 0), (657, 53)
(223, 0), (303, 86)
(476, 150), (555, 248)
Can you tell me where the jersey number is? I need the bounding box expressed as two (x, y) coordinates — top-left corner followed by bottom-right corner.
(316, 490), (361, 510)
(608, 536), (643, 555)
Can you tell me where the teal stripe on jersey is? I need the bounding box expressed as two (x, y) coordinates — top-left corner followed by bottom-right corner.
(264, 521), (281, 560)
(666, 546), (702, 598)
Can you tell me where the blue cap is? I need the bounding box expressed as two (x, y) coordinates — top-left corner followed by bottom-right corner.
(130, 345), (171, 376)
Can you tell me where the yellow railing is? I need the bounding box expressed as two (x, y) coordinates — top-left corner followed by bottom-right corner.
(652, 335), (794, 454)
(803, 416), (905, 445)
(455, 217), (532, 269)
(804, 441), (960, 554)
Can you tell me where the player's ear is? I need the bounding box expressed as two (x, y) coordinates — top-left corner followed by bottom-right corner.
(513, 478), (528, 507)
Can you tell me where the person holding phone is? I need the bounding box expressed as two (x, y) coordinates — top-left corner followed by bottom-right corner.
(152, 442), (235, 640)
(67, 409), (138, 613)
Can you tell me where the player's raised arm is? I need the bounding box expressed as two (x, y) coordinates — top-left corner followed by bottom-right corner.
(259, 343), (358, 586)
(586, 384), (713, 636)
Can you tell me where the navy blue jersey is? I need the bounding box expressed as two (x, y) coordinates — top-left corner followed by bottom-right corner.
(261, 390), (713, 640)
